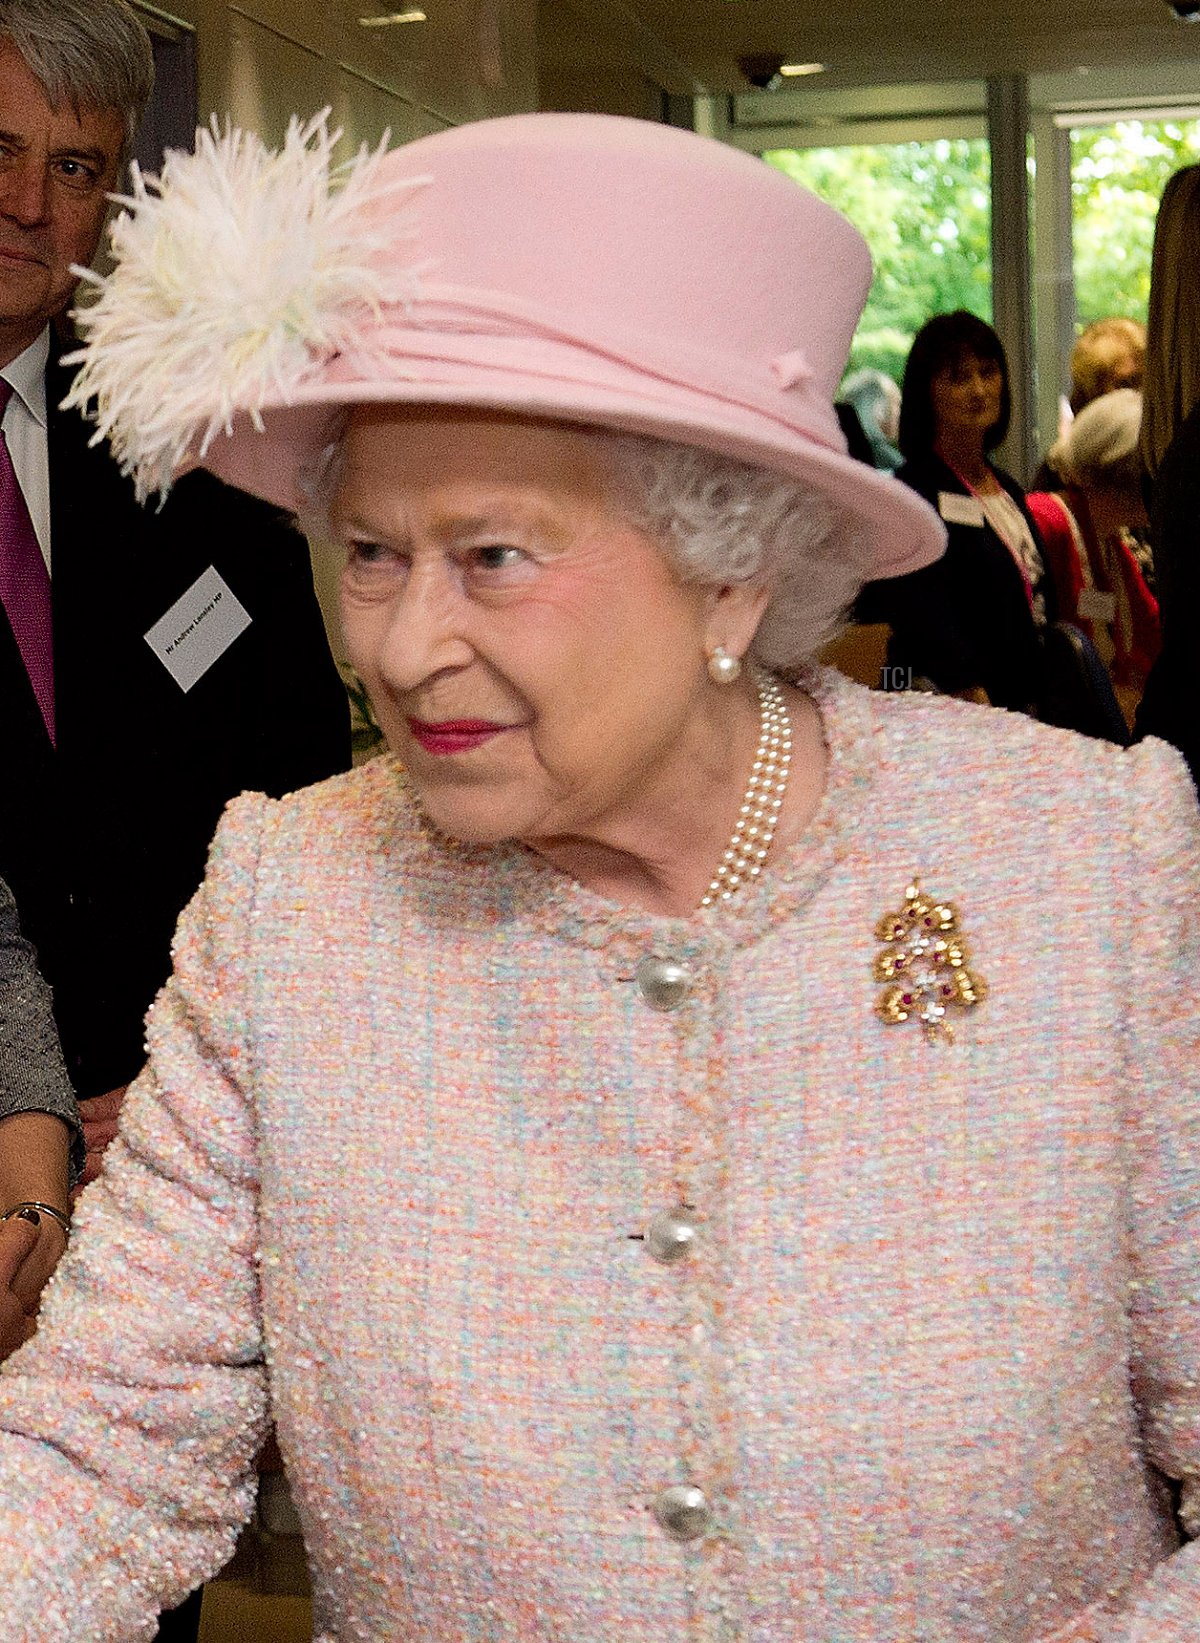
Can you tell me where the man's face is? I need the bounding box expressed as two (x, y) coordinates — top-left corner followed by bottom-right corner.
(0, 38), (124, 365)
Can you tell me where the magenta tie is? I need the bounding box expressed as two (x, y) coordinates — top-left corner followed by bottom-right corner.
(0, 379), (54, 745)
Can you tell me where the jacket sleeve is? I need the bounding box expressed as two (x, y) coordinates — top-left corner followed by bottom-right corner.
(0, 876), (83, 1182)
(1099, 738), (1200, 1640)
(0, 793), (273, 1641)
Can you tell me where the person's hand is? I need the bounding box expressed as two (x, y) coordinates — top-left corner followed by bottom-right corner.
(0, 1213), (41, 1362)
(4, 1205), (68, 1314)
(76, 1084), (130, 1188)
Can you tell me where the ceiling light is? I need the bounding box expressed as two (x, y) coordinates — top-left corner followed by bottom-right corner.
(358, 9), (427, 25)
(778, 62), (826, 77)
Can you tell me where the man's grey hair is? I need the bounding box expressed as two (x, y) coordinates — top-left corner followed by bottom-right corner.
(0, 0), (155, 164)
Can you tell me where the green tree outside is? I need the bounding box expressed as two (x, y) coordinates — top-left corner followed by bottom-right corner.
(1071, 120), (1200, 326)
(765, 118), (1200, 388)
(764, 139), (992, 383)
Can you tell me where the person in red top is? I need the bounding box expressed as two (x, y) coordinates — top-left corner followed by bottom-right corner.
(1027, 388), (1160, 726)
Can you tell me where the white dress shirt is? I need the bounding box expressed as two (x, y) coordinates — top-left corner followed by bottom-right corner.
(0, 327), (52, 574)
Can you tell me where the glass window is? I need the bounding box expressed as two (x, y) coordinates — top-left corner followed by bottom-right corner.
(1070, 117), (1200, 327)
(763, 138), (992, 382)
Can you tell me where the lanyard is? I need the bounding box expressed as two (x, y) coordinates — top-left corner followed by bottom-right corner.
(945, 462), (1035, 608)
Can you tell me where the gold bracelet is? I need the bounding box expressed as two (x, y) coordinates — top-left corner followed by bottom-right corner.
(1, 1201), (71, 1239)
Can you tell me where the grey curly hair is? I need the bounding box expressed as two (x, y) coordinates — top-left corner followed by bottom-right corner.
(1055, 388), (1143, 492)
(305, 420), (863, 671)
(599, 432), (861, 670)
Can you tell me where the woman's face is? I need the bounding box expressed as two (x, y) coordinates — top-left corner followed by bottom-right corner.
(929, 351), (1004, 446)
(335, 409), (742, 847)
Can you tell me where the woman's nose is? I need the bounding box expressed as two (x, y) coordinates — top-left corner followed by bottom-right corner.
(376, 561), (472, 690)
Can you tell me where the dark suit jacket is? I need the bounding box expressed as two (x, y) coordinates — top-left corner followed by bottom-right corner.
(1134, 405), (1200, 787)
(0, 350), (350, 1099)
(857, 452), (1051, 713)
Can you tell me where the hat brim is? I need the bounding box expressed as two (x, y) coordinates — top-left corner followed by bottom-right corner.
(196, 339), (945, 580)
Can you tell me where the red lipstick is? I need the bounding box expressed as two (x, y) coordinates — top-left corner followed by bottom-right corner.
(406, 717), (509, 756)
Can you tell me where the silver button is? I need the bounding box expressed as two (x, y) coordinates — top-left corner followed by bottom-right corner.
(636, 956), (691, 1011)
(645, 1207), (698, 1264)
(652, 1484), (713, 1542)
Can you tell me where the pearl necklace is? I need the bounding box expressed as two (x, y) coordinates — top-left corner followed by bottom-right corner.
(699, 669), (791, 909)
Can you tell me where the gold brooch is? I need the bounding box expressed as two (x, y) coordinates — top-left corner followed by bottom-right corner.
(874, 879), (986, 1040)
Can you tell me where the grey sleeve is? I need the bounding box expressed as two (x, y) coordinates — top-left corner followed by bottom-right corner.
(0, 876), (84, 1184)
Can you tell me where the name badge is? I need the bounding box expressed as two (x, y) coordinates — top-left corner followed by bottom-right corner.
(1077, 587), (1117, 624)
(938, 491), (986, 528)
(144, 566), (252, 693)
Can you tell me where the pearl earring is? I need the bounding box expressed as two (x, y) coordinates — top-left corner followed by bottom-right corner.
(707, 645), (742, 685)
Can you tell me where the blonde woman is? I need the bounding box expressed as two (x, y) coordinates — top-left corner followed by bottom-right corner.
(1069, 317), (1145, 414)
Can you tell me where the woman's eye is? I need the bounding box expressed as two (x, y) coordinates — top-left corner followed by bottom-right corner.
(343, 540), (407, 584)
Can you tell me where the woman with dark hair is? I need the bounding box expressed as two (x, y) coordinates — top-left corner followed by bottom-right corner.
(860, 311), (1052, 711)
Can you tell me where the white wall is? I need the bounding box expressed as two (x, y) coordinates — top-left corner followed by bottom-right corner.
(139, 0), (537, 142)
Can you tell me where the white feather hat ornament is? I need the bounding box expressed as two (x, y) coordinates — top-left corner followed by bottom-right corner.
(62, 110), (427, 501)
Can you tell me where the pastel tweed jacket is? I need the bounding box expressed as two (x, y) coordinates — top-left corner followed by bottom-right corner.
(0, 671), (1197, 1643)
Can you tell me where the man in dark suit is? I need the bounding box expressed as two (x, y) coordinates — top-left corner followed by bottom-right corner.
(0, 12), (349, 1187)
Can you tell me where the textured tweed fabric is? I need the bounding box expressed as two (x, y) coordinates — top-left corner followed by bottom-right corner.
(0, 670), (1197, 1642)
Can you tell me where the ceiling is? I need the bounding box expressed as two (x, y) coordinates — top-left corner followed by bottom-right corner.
(567, 0), (1200, 97)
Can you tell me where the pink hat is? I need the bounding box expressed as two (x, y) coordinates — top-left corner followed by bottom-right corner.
(67, 111), (944, 578)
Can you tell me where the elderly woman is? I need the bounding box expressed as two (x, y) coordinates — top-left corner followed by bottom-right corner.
(838, 367), (902, 471)
(0, 112), (1196, 1643)
(1028, 388), (1159, 721)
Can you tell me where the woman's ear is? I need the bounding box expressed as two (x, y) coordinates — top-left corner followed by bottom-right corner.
(705, 582), (771, 661)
